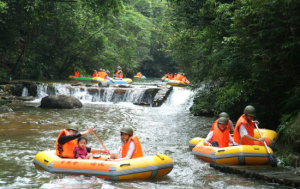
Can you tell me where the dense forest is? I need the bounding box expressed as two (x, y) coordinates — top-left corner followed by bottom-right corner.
(1, 0), (300, 160)
(0, 0), (176, 79)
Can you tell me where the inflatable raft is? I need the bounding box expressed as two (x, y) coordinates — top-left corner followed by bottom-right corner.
(33, 150), (173, 180)
(69, 76), (92, 81)
(133, 76), (146, 80)
(91, 77), (132, 84)
(167, 80), (189, 87)
(189, 129), (278, 150)
(191, 139), (275, 165)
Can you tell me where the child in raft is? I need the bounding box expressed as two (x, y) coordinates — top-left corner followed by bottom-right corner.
(73, 137), (93, 160)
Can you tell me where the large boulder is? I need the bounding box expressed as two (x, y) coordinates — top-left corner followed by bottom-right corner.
(40, 95), (82, 109)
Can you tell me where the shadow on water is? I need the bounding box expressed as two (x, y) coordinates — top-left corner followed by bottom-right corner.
(0, 79), (289, 188)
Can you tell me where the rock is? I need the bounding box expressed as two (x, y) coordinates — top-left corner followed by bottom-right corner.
(98, 81), (109, 87)
(28, 121), (38, 124)
(133, 102), (150, 106)
(28, 84), (37, 96)
(85, 84), (93, 87)
(0, 99), (7, 105)
(38, 118), (53, 124)
(0, 105), (13, 111)
(71, 83), (83, 86)
(40, 95), (82, 109)
(17, 96), (35, 101)
(118, 84), (132, 88)
(12, 84), (24, 96)
(152, 85), (173, 107)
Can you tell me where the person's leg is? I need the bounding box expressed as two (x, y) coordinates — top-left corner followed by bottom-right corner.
(109, 152), (121, 160)
(86, 153), (93, 160)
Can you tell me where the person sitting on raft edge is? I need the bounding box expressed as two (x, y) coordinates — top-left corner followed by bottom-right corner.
(55, 123), (109, 158)
(107, 126), (143, 161)
(210, 112), (235, 133)
(233, 105), (265, 145)
(204, 117), (238, 147)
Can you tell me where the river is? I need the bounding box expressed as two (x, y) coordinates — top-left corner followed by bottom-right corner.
(0, 79), (287, 188)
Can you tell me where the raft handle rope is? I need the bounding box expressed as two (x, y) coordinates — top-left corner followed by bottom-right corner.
(120, 163), (131, 167)
(217, 150), (225, 152)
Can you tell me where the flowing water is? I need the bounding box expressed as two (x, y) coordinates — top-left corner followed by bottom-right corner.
(0, 79), (287, 188)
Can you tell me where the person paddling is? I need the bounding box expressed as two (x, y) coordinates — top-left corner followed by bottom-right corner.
(55, 123), (109, 158)
(233, 105), (265, 145)
(104, 70), (115, 83)
(108, 126), (143, 161)
(113, 66), (123, 80)
(204, 117), (238, 147)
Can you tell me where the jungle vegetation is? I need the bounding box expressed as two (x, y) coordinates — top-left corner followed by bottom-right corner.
(162, 0), (300, 155)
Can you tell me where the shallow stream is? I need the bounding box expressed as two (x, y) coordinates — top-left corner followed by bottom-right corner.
(0, 79), (288, 188)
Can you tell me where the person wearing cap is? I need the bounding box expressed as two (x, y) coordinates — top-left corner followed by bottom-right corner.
(233, 105), (265, 145)
(55, 123), (109, 158)
(92, 70), (98, 77)
(210, 112), (235, 133)
(104, 70), (115, 83)
(204, 117), (238, 147)
(107, 126), (143, 162)
(113, 66), (123, 80)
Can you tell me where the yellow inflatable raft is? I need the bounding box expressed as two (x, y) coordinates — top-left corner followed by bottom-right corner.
(167, 80), (189, 87)
(189, 129), (278, 150)
(191, 139), (275, 165)
(33, 150), (173, 180)
(91, 77), (132, 84)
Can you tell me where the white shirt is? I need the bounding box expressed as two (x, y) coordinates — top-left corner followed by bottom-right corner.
(205, 131), (238, 145)
(239, 124), (248, 137)
(114, 141), (135, 162)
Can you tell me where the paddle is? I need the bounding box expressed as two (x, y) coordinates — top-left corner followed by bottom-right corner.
(92, 130), (110, 155)
(254, 123), (277, 167)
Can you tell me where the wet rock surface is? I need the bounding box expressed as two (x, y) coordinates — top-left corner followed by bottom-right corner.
(0, 105), (13, 112)
(40, 95), (82, 109)
(210, 164), (300, 187)
(152, 85), (173, 107)
(17, 96), (35, 101)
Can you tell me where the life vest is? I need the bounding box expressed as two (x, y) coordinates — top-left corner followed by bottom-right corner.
(210, 119), (231, 132)
(73, 146), (87, 159)
(55, 129), (78, 158)
(169, 74), (173, 80)
(92, 73), (97, 77)
(115, 70), (123, 79)
(98, 71), (106, 79)
(121, 136), (143, 159)
(175, 74), (183, 81)
(136, 73), (142, 77)
(234, 114), (255, 145)
(210, 124), (230, 148)
(174, 74), (177, 78)
(73, 71), (79, 77)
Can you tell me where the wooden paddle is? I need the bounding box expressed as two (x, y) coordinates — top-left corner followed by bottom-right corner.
(92, 131), (110, 155)
(255, 123), (277, 167)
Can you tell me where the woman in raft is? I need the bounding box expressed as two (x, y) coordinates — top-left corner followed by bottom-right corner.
(108, 126), (143, 161)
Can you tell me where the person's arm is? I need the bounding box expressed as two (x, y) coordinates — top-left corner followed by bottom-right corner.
(229, 134), (238, 145)
(114, 142), (135, 162)
(204, 131), (213, 146)
(240, 124), (264, 142)
(58, 133), (81, 145)
(86, 147), (110, 154)
(229, 120), (235, 133)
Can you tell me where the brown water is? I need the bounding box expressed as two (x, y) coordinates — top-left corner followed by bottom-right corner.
(0, 79), (287, 188)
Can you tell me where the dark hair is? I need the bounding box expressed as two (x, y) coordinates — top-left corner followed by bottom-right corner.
(77, 137), (87, 144)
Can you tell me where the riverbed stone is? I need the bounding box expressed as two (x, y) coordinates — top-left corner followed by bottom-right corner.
(152, 85), (173, 107)
(118, 84), (133, 88)
(0, 99), (7, 105)
(114, 88), (127, 95)
(40, 95), (82, 109)
(12, 84), (24, 96)
(0, 105), (13, 111)
(28, 83), (38, 96)
(98, 81), (109, 87)
(17, 96), (35, 101)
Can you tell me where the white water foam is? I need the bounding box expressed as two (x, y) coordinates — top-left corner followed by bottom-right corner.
(21, 86), (28, 96)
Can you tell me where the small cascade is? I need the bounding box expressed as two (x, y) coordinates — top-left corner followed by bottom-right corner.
(21, 86), (28, 96)
(162, 87), (195, 109)
(34, 83), (158, 104)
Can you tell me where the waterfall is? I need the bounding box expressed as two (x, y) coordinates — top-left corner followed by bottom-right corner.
(21, 86), (28, 96)
(162, 87), (195, 109)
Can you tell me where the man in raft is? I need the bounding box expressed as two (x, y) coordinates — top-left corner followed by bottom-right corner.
(234, 105), (265, 145)
(72, 69), (79, 77)
(92, 70), (98, 77)
(107, 126), (143, 161)
(204, 117), (238, 147)
(55, 123), (109, 158)
(113, 66), (123, 80)
(210, 112), (235, 133)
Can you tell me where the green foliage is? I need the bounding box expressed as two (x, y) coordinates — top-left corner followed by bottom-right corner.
(164, 0), (300, 144)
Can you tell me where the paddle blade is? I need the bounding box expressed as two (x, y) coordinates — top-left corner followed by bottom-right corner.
(269, 154), (277, 167)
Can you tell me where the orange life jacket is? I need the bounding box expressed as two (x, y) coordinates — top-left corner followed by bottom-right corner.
(164, 74), (168, 78)
(234, 114), (255, 145)
(98, 71), (106, 79)
(136, 73), (142, 77)
(210, 124), (230, 148)
(168, 74), (173, 80)
(55, 129), (78, 158)
(73, 71), (79, 77)
(210, 119), (231, 132)
(175, 74), (183, 81)
(121, 136), (143, 159)
(92, 73), (97, 77)
(174, 74), (177, 78)
(115, 70), (123, 79)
